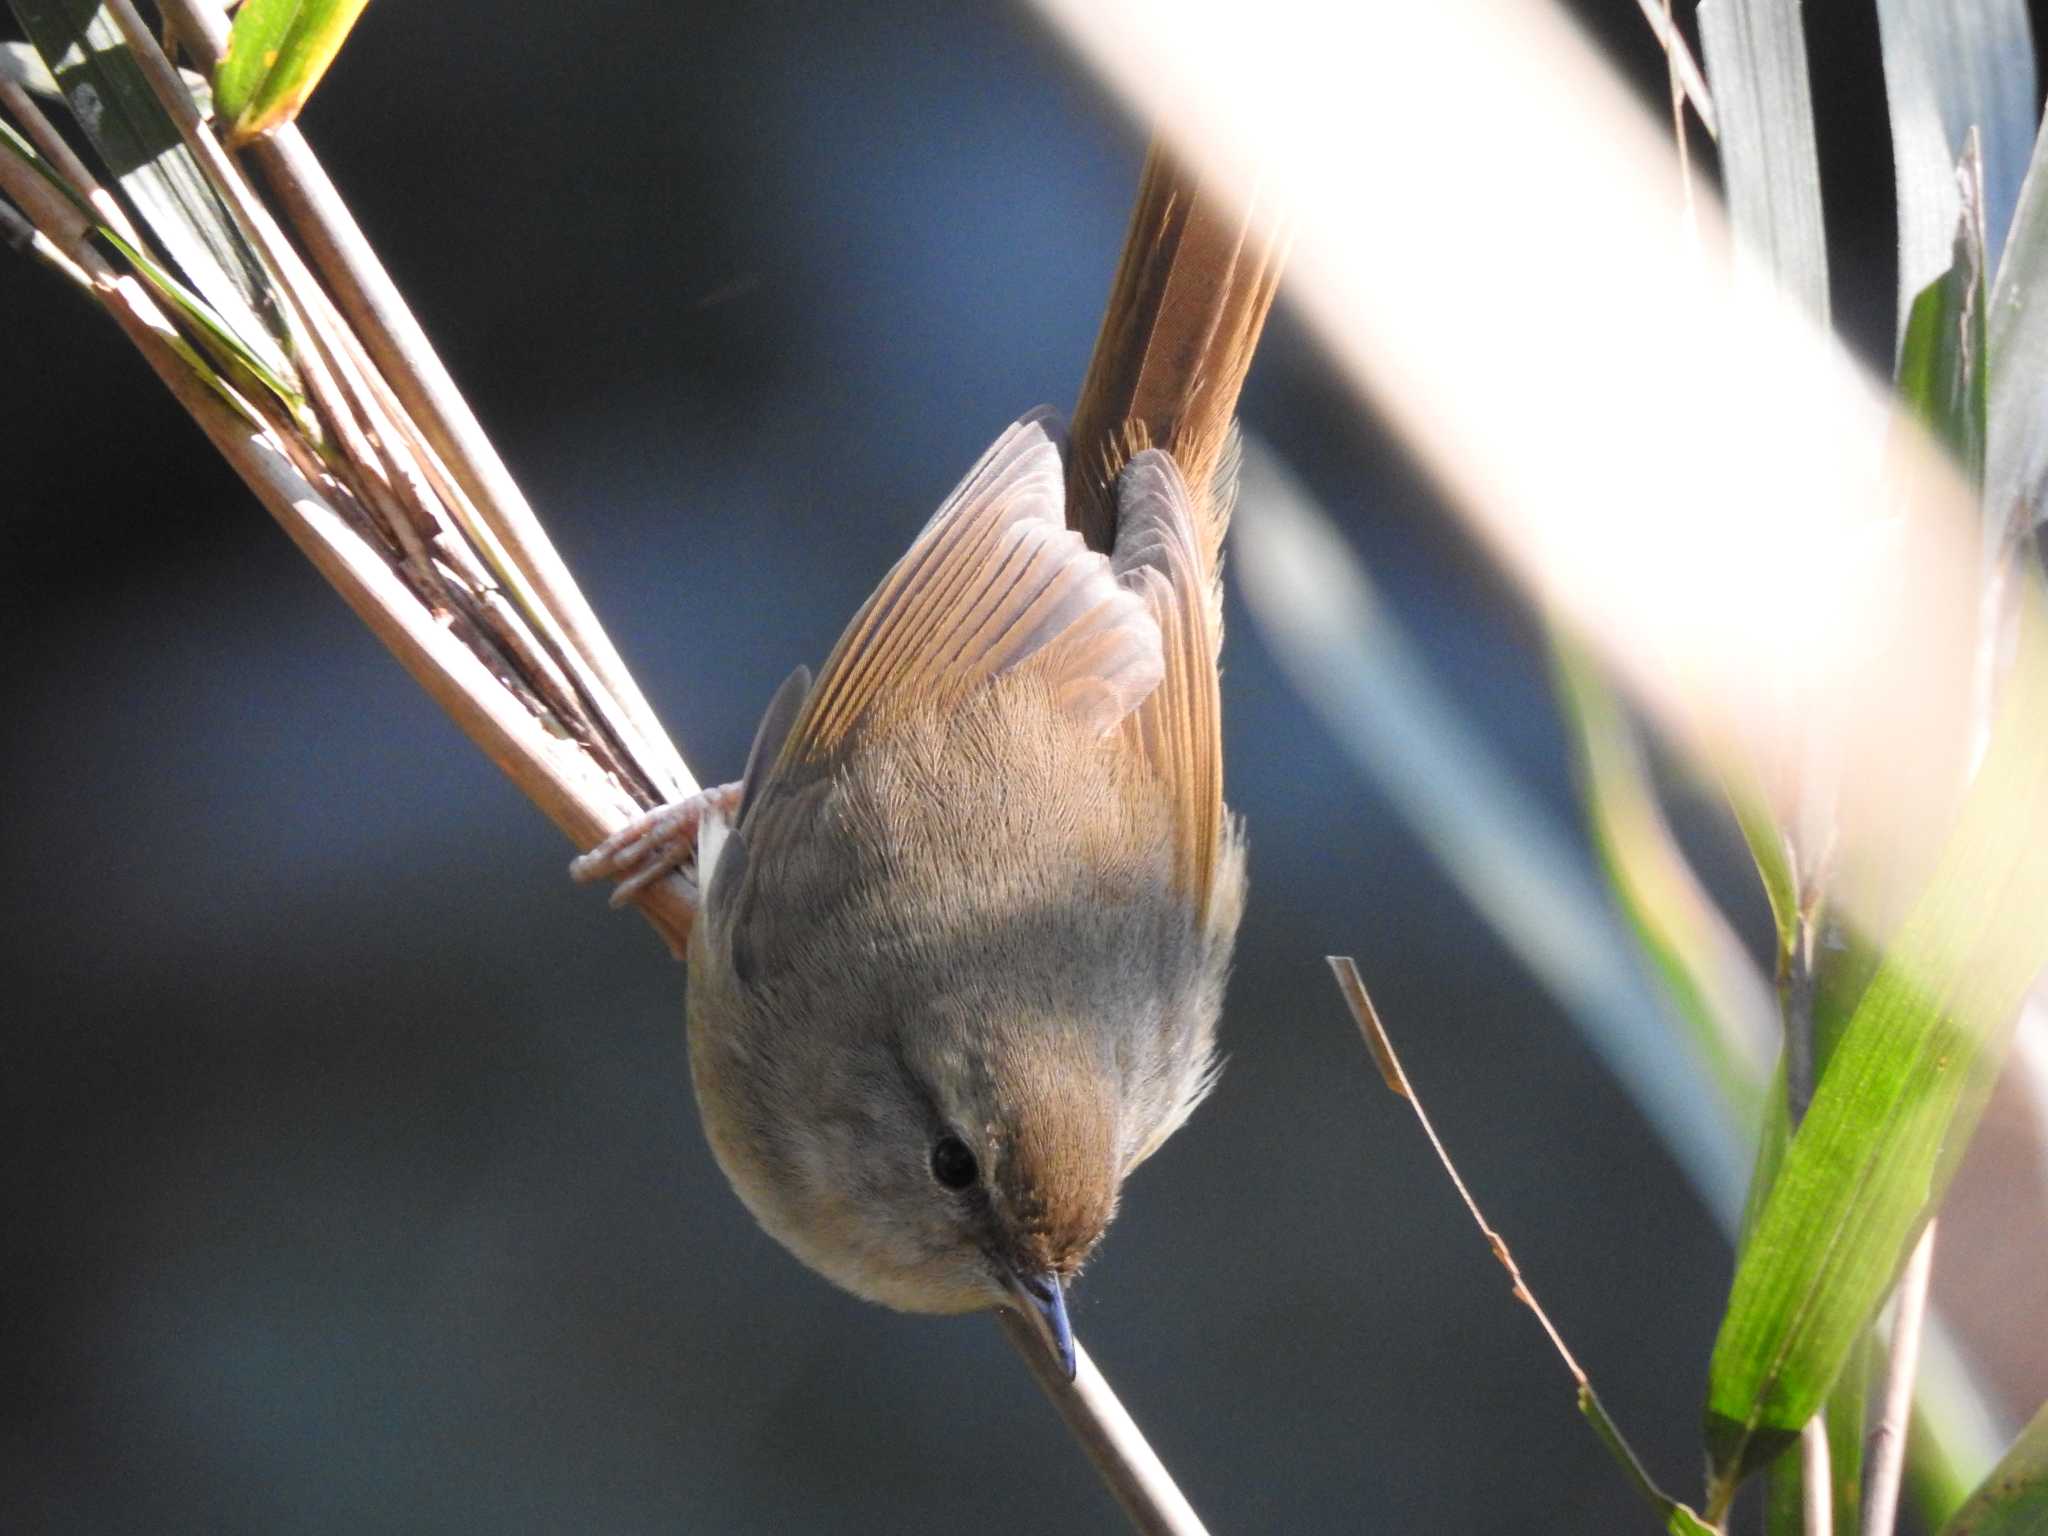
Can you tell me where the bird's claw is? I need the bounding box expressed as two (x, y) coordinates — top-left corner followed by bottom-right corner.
(570, 782), (741, 908)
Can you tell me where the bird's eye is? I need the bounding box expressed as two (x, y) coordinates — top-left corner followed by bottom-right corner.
(929, 1134), (979, 1191)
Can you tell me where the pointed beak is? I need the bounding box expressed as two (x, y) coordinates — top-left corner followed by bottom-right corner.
(1003, 1267), (1076, 1381)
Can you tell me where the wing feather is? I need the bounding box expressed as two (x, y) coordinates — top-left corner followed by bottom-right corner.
(1111, 448), (1229, 925)
(776, 413), (1166, 770)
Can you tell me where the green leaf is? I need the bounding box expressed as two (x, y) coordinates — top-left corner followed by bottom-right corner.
(1723, 760), (1800, 962)
(1941, 1400), (2048, 1536)
(215, 0), (371, 147)
(1696, 0), (1830, 326)
(1703, 597), (2048, 1505)
(1898, 137), (1990, 484)
(1875, 0), (2037, 352)
(9, 0), (295, 389)
(1735, 1059), (1789, 1255)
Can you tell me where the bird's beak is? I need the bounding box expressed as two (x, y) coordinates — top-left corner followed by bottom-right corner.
(1003, 1267), (1076, 1381)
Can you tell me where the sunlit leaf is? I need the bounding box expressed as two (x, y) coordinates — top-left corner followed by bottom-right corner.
(215, 0), (371, 147)
(1874, 0), (2036, 351)
(1898, 138), (1990, 482)
(1987, 113), (2048, 552)
(1696, 0), (1829, 325)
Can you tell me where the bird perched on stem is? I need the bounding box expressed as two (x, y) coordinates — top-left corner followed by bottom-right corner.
(574, 146), (1284, 1377)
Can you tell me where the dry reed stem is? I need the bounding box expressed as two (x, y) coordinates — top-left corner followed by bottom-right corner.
(1328, 956), (1714, 1534)
(1802, 1415), (1834, 1536)
(1630, 0), (1718, 138)
(155, 0), (695, 809)
(1, 83), (699, 957)
(994, 1309), (1210, 1536)
(0, 73), (147, 251)
(1863, 1222), (1936, 1536)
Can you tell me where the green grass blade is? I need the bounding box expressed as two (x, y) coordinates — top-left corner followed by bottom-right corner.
(1875, 0), (2037, 352)
(1696, 0), (1830, 325)
(1940, 1401), (2048, 1536)
(9, 0), (295, 387)
(1897, 137), (1990, 481)
(1736, 1060), (1791, 1250)
(1575, 1386), (1718, 1536)
(215, 0), (371, 147)
(1702, 598), (2048, 1504)
(1723, 760), (1800, 962)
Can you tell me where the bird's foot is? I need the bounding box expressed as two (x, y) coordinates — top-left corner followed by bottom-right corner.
(569, 782), (742, 909)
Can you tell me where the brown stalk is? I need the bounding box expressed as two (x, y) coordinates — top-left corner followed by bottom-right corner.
(156, 0), (696, 810)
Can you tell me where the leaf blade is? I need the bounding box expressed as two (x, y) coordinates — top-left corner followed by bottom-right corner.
(1703, 595), (2048, 1498)
(216, 0), (371, 147)
(1987, 112), (2048, 551)
(1874, 0), (2037, 351)
(1696, 0), (1830, 325)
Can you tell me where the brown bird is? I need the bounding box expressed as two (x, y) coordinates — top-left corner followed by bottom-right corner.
(574, 146), (1284, 1376)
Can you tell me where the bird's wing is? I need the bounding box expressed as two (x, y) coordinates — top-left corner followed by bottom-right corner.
(774, 411), (1166, 770)
(1110, 448), (1229, 926)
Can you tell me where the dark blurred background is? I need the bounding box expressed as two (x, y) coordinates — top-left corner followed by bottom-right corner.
(2, 3), (2043, 1532)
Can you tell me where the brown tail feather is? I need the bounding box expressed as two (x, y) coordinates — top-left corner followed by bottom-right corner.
(1065, 144), (1289, 580)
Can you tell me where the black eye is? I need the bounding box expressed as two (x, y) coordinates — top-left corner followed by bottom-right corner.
(930, 1134), (979, 1191)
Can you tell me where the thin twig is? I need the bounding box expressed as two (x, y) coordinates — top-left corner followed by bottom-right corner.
(1327, 957), (1716, 1536)
(1780, 907), (1828, 1518)
(1631, 0), (1718, 139)
(0, 111), (91, 255)
(1863, 1221), (1936, 1536)
(994, 1311), (1209, 1536)
(1658, 0), (1699, 236)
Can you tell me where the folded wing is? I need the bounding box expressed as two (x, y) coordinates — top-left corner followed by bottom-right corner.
(773, 412), (1167, 771)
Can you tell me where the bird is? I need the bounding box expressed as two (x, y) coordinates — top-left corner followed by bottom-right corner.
(572, 146), (1285, 1379)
